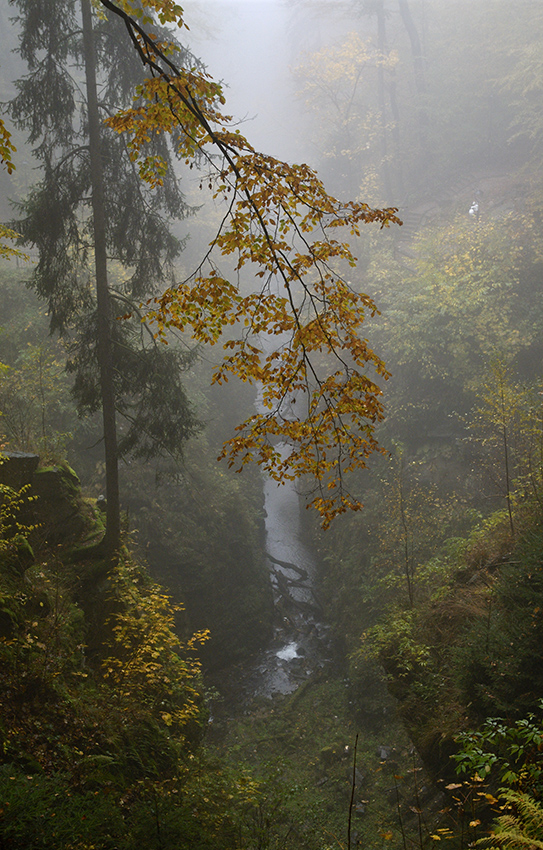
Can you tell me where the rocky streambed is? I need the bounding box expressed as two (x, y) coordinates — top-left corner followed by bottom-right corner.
(224, 448), (333, 708)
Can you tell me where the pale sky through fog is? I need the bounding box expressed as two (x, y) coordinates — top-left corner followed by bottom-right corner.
(182, 0), (305, 161)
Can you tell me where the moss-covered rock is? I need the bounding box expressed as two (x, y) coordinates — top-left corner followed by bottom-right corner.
(30, 463), (88, 544)
(0, 452), (40, 491)
(0, 534), (35, 574)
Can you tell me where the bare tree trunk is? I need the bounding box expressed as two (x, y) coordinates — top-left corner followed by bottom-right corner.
(499, 393), (515, 539)
(398, 459), (414, 609)
(388, 67), (405, 197)
(376, 1), (393, 201)
(398, 0), (431, 165)
(81, 0), (121, 560)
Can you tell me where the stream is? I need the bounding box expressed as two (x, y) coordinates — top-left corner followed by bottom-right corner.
(234, 443), (332, 705)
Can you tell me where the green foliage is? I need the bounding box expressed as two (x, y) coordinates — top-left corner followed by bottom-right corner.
(0, 483), (36, 558)
(450, 514), (543, 719)
(454, 706), (543, 794)
(370, 212), (541, 446)
(0, 450), (40, 582)
(0, 268), (75, 457)
(68, 309), (201, 462)
(0, 463), (253, 849)
(305, 485), (530, 792)
(0, 559), (86, 695)
(311, 443), (465, 668)
(451, 712), (543, 850)
(214, 671), (415, 850)
(361, 607), (433, 682)
(0, 764), (241, 849)
(7, 0), (201, 465)
(305, 185), (543, 779)
(0, 342), (73, 456)
(364, 447), (459, 609)
(123, 444), (274, 670)
(0, 766), (124, 850)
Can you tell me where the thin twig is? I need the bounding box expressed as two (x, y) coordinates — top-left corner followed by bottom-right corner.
(348, 733), (359, 850)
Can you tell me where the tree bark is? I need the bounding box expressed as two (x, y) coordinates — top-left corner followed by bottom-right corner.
(375, 1), (393, 201)
(81, 0), (121, 559)
(398, 0), (430, 161)
(388, 67), (405, 197)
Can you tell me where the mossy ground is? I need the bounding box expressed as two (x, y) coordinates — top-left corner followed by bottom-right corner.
(208, 663), (442, 850)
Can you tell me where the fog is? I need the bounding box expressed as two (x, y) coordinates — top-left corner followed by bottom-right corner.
(2, 4), (543, 848)
(183, 0), (299, 159)
(180, 0), (374, 167)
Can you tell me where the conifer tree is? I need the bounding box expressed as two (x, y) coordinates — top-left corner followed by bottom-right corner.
(7, 0), (201, 557)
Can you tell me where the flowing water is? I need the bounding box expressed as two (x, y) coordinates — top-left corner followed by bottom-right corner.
(235, 443), (332, 704)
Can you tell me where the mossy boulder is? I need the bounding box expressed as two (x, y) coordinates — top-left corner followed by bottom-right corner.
(0, 452), (39, 490)
(30, 463), (87, 544)
(319, 743), (344, 766)
(0, 534), (35, 574)
(0, 607), (16, 639)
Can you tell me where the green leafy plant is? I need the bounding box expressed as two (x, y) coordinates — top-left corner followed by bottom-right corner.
(453, 705), (543, 796)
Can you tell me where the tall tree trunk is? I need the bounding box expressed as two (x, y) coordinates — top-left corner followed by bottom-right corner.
(81, 0), (121, 559)
(398, 0), (431, 166)
(388, 68), (405, 197)
(375, 1), (393, 201)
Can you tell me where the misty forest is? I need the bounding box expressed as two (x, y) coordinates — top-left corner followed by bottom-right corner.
(2, 0), (543, 847)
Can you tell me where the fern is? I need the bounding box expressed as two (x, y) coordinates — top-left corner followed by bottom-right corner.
(480, 790), (543, 850)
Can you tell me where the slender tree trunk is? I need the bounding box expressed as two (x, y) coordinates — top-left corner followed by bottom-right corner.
(499, 384), (515, 538)
(375, 1), (393, 201)
(398, 0), (431, 166)
(502, 422), (514, 537)
(397, 454), (414, 608)
(388, 68), (405, 197)
(81, 0), (121, 559)
(399, 482), (414, 608)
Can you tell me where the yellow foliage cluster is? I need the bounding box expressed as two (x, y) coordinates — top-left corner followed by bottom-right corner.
(0, 119), (27, 261)
(292, 32), (397, 180)
(102, 558), (208, 733)
(0, 117), (16, 176)
(98, 0), (401, 527)
(294, 32), (398, 101)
